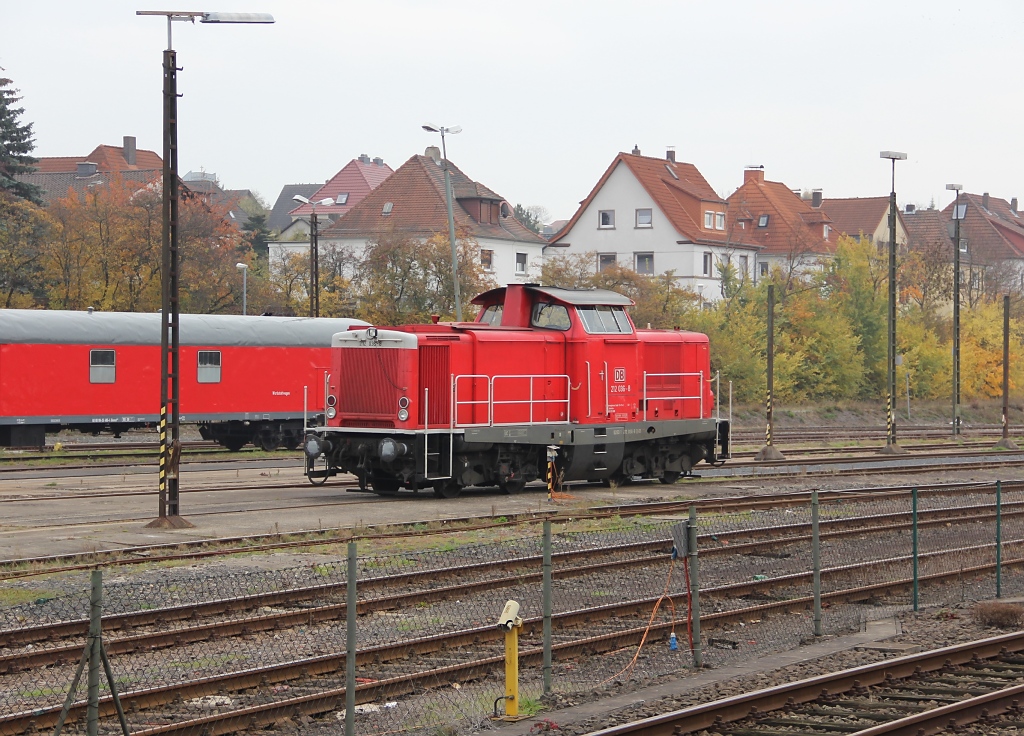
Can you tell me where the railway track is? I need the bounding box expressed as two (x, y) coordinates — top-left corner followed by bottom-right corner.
(586, 630), (1024, 736)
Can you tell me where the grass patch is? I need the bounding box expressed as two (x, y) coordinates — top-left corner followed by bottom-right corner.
(973, 601), (1024, 629)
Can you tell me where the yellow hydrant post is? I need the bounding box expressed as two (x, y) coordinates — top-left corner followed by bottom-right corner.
(504, 621), (521, 717)
(497, 599), (522, 719)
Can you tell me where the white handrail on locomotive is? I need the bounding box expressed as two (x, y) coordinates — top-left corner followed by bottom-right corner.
(584, 360), (592, 417)
(453, 373), (571, 427)
(642, 370), (705, 421)
(422, 386), (455, 481)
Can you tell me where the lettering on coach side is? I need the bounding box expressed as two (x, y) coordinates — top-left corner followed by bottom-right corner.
(272, 391), (291, 397)
(614, 367), (626, 383)
(503, 428), (528, 438)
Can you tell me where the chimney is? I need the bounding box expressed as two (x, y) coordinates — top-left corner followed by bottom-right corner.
(631, 144), (641, 155)
(744, 166), (764, 184)
(358, 153), (371, 164)
(1012, 197), (1019, 213)
(811, 189), (822, 208)
(372, 156), (384, 166)
(905, 203), (916, 214)
(76, 161), (98, 177)
(122, 136), (137, 166)
(666, 147), (676, 163)
(424, 146), (441, 164)
(983, 192), (990, 210)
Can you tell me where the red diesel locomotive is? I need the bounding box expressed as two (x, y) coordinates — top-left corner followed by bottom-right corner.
(302, 284), (730, 496)
(0, 310), (368, 449)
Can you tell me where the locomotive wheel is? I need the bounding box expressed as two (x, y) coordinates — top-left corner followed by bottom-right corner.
(432, 480), (461, 499)
(659, 471), (681, 485)
(499, 477), (525, 494)
(371, 474), (402, 496)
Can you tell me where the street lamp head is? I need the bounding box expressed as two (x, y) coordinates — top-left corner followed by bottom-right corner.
(446, 125), (462, 135)
(422, 123), (462, 135)
(292, 194), (310, 205)
(315, 197), (334, 206)
(201, 12), (274, 23)
(946, 183), (963, 191)
(236, 262), (247, 270)
(879, 151), (907, 161)
(422, 123), (441, 133)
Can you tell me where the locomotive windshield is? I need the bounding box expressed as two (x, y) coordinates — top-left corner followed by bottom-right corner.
(576, 305), (633, 334)
(479, 304), (503, 325)
(531, 302), (571, 331)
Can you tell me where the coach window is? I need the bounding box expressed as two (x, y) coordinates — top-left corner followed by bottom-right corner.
(197, 350), (222, 383)
(577, 305), (633, 334)
(89, 349), (116, 384)
(531, 302), (571, 331)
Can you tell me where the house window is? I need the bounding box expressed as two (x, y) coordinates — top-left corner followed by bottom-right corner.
(823, 224), (830, 239)
(335, 193), (349, 205)
(739, 255), (749, 276)
(759, 261), (769, 277)
(704, 211), (714, 229)
(702, 252), (713, 276)
(635, 252), (654, 275)
(757, 214), (769, 227)
(480, 249), (494, 272)
(635, 208), (653, 228)
(515, 252), (528, 275)
(716, 212), (725, 230)
(598, 253), (616, 272)
(599, 210), (615, 228)
(90, 349), (115, 384)
(197, 350), (222, 384)
(382, 202), (393, 215)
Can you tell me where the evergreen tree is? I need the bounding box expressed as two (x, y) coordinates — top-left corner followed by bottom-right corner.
(0, 74), (42, 204)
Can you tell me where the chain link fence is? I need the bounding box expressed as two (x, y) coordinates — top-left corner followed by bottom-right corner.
(1, 484), (1021, 736)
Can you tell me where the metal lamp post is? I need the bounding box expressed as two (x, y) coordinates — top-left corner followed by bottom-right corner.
(879, 150), (907, 454)
(137, 9), (273, 525)
(293, 194), (334, 318)
(236, 262), (248, 315)
(947, 183), (963, 437)
(422, 123), (464, 322)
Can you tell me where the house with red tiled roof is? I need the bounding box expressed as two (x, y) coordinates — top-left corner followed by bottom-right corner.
(727, 168), (837, 279)
(15, 136), (162, 204)
(549, 149), (759, 302)
(819, 195), (907, 247)
(314, 149), (546, 288)
(938, 192), (1024, 300)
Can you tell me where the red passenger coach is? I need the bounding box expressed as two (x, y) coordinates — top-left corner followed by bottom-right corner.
(0, 310), (368, 449)
(303, 284), (730, 496)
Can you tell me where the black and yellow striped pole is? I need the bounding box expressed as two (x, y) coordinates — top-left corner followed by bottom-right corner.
(546, 446), (558, 502)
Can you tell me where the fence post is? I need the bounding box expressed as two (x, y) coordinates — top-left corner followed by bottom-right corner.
(346, 542), (357, 736)
(997, 480), (1003, 598)
(687, 505), (701, 669)
(543, 520), (552, 695)
(812, 490), (822, 637)
(912, 489), (919, 612)
(87, 570), (102, 736)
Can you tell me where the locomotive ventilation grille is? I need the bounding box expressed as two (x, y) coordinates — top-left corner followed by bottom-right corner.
(337, 348), (404, 418)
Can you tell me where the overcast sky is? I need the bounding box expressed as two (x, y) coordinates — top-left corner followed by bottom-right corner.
(3, 1), (1020, 221)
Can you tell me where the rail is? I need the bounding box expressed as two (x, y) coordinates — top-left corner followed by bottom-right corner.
(453, 373), (570, 427)
(642, 370), (704, 421)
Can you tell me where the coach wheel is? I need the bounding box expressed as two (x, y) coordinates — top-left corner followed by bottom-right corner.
(260, 434), (281, 452)
(659, 471), (680, 485)
(432, 479), (461, 499)
(499, 476), (525, 495)
(223, 437), (248, 452)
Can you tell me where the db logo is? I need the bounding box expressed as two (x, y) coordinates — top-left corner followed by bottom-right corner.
(613, 367), (626, 383)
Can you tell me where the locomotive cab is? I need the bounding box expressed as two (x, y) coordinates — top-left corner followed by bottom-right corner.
(304, 284), (729, 497)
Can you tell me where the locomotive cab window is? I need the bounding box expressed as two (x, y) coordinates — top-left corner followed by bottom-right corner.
(479, 304), (504, 326)
(197, 350), (222, 384)
(576, 305), (633, 334)
(89, 349), (116, 384)
(531, 302), (571, 331)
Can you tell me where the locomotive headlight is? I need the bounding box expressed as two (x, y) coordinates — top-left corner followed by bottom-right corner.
(398, 408), (409, 422)
(398, 396), (410, 409)
(326, 407), (337, 419)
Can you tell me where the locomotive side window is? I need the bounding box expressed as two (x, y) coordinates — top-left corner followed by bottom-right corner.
(479, 304), (503, 325)
(531, 302), (571, 331)
(577, 305), (634, 334)
(197, 350), (222, 383)
(89, 349), (116, 384)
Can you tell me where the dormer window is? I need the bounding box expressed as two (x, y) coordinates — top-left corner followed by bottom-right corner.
(716, 212), (725, 230)
(704, 211), (714, 229)
(382, 202), (393, 216)
(823, 224), (830, 239)
(757, 214), (769, 228)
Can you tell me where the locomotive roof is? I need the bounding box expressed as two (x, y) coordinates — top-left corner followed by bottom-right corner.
(0, 310), (370, 347)
(472, 285), (634, 306)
